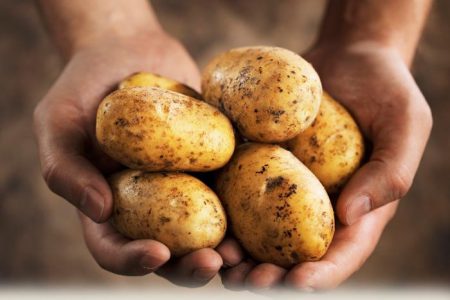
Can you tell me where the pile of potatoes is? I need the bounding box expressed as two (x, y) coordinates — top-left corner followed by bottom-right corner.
(96, 46), (364, 266)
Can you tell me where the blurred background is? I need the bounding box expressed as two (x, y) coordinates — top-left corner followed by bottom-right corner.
(0, 0), (448, 290)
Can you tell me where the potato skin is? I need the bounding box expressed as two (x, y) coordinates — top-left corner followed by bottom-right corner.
(216, 143), (334, 267)
(110, 170), (227, 257)
(201, 46), (322, 143)
(119, 72), (202, 99)
(285, 92), (365, 194)
(96, 87), (235, 172)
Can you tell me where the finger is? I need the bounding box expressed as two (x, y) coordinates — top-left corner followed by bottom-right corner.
(34, 103), (112, 222)
(285, 201), (398, 290)
(337, 88), (432, 225)
(221, 260), (255, 290)
(245, 263), (287, 289)
(79, 213), (170, 275)
(156, 248), (223, 287)
(216, 237), (245, 268)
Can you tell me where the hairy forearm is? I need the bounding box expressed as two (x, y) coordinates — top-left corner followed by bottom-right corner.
(36, 0), (162, 59)
(317, 0), (433, 64)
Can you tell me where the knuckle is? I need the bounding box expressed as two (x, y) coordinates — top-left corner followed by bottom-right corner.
(372, 155), (414, 203)
(386, 202), (399, 222)
(32, 102), (45, 130)
(42, 158), (60, 192)
(33, 100), (54, 139)
(388, 167), (413, 200)
(421, 102), (433, 131)
(411, 97), (433, 132)
(96, 258), (113, 273)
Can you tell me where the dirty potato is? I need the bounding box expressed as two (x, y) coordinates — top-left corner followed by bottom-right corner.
(216, 143), (334, 267)
(119, 71), (202, 99)
(285, 92), (365, 194)
(96, 87), (235, 172)
(110, 170), (227, 257)
(202, 46), (322, 143)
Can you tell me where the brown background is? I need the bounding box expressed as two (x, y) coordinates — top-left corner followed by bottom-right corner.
(0, 0), (449, 289)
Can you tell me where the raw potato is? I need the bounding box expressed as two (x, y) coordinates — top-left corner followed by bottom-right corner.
(216, 143), (334, 267)
(110, 170), (227, 257)
(202, 46), (322, 143)
(285, 92), (365, 194)
(119, 72), (202, 99)
(96, 87), (235, 172)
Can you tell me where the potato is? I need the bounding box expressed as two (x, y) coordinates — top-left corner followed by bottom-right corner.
(201, 46), (322, 143)
(110, 170), (227, 257)
(216, 143), (334, 267)
(119, 72), (202, 99)
(285, 92), (365, 194)
(96, 87), (235, 172)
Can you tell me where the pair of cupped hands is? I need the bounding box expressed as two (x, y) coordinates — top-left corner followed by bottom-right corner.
(33, 31), (431, 290)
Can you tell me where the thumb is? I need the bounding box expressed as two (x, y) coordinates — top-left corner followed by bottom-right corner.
(34, 102), (113, 222)
(337, 95), (432, 225)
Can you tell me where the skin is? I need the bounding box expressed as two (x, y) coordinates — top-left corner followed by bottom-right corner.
(218, 0), (433, 290)
(34, 0), (433, 290)
(34, 0), (222, 286)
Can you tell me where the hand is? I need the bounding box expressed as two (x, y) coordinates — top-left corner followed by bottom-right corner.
(305, 42), (432, 225)
(218, 42), (432, 290)
(33, 31), (222, 286)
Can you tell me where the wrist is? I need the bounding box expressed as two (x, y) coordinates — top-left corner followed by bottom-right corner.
(312, 0), (428, 67)
(68, 24), (166, 59)
(37, 0), (165, 61)
(306, 39), (407, 67)
(310, 38), (400, 55)
(316, 25), (405, 52)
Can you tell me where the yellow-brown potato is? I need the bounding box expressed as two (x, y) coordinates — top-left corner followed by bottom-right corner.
(285, 92), (365, 194)
(110, 170), (227, 257)
(202, 46), (322, 143)
(96, 87), (235, 172)
(119, 72), (202, 99)
(216, 143), (334, 267)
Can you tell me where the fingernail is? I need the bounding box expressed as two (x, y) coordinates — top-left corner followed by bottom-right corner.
(193, 267), (217, 281)
(140, 254), (162, 271)
(81, 186), (105, 222)
(346, 195), (372, 225)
